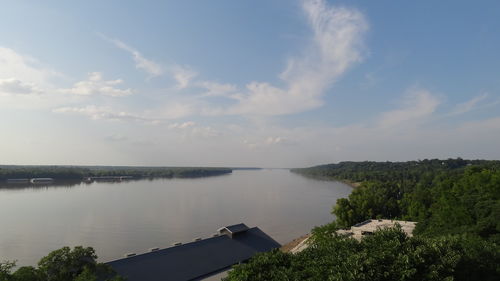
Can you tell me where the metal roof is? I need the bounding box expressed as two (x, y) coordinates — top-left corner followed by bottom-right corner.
(221, 223), (250, 234)
(106, 225), (280, 281)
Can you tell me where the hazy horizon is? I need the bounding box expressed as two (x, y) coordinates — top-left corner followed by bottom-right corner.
(0, 157), (496, 170)
(1, 0), (499, 167)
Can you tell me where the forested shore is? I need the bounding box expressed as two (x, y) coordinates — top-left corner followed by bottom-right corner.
(0, 165), (232, 181)
(291, 158), (499, 241)
(225, 159), (500, 280)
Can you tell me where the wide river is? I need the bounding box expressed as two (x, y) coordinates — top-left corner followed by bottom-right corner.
(0, 169), (352, 266)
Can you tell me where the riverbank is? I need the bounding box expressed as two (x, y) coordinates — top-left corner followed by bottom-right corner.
(341, 179), (361, 188)
(289, 171), (361, 188)
(280, 234), (310, 253)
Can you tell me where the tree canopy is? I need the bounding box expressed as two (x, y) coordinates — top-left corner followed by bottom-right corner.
(225, 227), (499, 281)
(0, 246), (122, 281)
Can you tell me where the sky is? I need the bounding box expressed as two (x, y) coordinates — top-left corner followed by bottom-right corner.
(1, 0), (499, 168)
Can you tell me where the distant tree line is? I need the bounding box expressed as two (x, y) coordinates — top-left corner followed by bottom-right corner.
(224, 159), (500, 280)
(0, 165), (232, 181)
(291, 158), (499, 183)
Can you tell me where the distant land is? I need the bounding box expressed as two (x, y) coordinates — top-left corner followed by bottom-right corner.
(0, 165), (233, 182)
(291, 158), (500, 182)
(231, 167), (262, 170)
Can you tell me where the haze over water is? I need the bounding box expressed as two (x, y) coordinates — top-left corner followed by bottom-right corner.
(0, 169), (351, 266)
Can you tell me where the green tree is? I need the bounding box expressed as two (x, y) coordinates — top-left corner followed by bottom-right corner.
(11, 267), (42, 281)
(37, 246), (97, 281)
(0, 247), (122, 281)
(0, 261), (16, 281)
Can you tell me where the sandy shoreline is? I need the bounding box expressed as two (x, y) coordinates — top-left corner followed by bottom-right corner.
(280, 234), (311, 253)
(342, 180), (361, 188)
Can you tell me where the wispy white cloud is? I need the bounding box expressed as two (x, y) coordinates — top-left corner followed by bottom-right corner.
(448, 93), (489, 116)
(243, 136), (294, 149)
(53, 105), (155, 123)
(167, 121), (219, 139)
(172, 65), (197, 89)
(219, 0), (368, 116)
(0, 47), (81, 109)
(0, 47), (135, 113)
(197, 81), (237, 97)
(266, 136), (289, 145)
(100, 34), (164, 77)
(0, 47), (59, 91)
(101, 35), (204, 89)
(143, 0), (367, 117)
(0, 78), (39, 95)
(52, 102), (197, 125)
(168, 121), (196, 129)
(60, 72), (133, 97)
(96, 1), (367, 117)
(190, 126), (219, 138)
(377, 88), (440, 128)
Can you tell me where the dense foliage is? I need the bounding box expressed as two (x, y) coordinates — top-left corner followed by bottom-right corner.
(293, 159), (500, 242)
(0, 246), (122, 281)
(225, 227), (499, 281)
(225, 159), (500, 280)
(0, 165), (232, 181)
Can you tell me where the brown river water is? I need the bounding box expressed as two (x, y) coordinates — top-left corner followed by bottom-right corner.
(0, 169), (352, 266)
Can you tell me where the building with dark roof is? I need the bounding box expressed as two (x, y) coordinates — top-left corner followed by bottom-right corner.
(217, 223), (249, 238)
(106, 223), (281, 281)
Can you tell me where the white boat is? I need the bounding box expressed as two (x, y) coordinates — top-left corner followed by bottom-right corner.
(30, 178), (54, 183)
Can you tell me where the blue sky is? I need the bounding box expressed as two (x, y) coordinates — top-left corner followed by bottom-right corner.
(1, 0), (499, 167)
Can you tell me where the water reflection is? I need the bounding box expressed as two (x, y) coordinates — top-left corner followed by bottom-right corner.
(0, 180), (84, 190)
(0, 179), (146, 190)
(0, 174), (233, 191)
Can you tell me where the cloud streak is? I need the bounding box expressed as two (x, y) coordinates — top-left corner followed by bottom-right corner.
(60, 72), (133, 97)
(197, 81), (237, 97)
(52, 103), (196, 126)
(53, 105), (155, 123)
(448, 93), (489, 116)
(100, 34), (164, 77)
